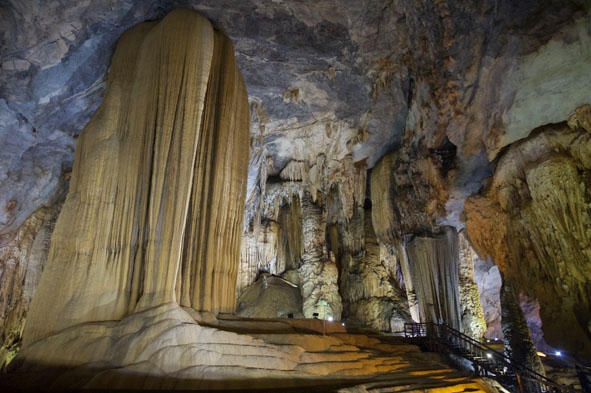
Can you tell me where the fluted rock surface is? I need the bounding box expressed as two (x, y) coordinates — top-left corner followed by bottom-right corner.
(466, 116), (591, 359)
(339, 207), (411, 332)
(22, 9), (249, 347)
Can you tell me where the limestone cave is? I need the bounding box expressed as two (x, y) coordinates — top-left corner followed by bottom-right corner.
(1, 1), (591, 392)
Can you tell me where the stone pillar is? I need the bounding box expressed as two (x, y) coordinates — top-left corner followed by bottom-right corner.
(500, 275), (545, 382)
(458, 231), (487, 339)
(298, 192), (342, 320)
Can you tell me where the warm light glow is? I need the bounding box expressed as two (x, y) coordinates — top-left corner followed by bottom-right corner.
(536, 351), (547, 357)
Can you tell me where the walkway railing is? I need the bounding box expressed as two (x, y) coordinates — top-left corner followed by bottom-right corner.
(404, 322), (580, 393)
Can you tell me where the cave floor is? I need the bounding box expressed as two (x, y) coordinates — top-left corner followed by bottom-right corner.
(1, 313), (499, 392)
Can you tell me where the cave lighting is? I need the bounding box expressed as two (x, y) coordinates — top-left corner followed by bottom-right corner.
(537, 352), (547, 357)
(327, 316), (334, 322)
(555, 351), (562, 356)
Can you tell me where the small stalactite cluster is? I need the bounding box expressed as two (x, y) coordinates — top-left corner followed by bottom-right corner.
(22, 10), (250, 346)
(466, 113), (591, 359)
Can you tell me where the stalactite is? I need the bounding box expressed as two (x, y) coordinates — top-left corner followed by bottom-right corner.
(337, 206), (410, 331)
(22, 10), (249, 346)
(405, 227), (461, 330)
(330, 156), (367, 222)
(276, 198), (303, 275)
(371, 149), (447, 245)
(238, 221), (279, 297)
(280, 160), (308, 182)
(397, 241), (421, 323)
(0, 203), (61, 370)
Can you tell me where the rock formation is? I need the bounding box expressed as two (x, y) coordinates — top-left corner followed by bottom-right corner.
(466, 114), (591, 360)
(1, 0), (591, 389)
(22, 9), (249, 346)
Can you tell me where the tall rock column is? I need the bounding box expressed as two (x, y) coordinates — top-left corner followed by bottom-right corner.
(500, 276), (545, 381)
(22, 10), (249, 347)
(338, 206), (410, 332)
(458, 231), (487, 339)
(299, 192), (342, 320)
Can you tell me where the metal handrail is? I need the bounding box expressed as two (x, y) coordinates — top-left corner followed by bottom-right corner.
(404, 322), (579, 393)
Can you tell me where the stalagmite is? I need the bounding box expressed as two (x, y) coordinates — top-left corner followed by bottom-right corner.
(22, 9), (249, 347)
(458, 231), (487, 339)
(500, 276), (545, 382)
(299, 192), (342, 319)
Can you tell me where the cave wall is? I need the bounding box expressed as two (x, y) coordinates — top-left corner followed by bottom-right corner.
(466, 112), (591, 359)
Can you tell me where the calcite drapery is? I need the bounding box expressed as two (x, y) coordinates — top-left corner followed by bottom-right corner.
(405, 227), (462, 331)
(23, 10), (249, 346)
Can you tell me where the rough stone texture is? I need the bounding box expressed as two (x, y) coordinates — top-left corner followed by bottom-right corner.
(458, 231), (487, 339)
(0, 202), (61, 370)
(371, 149), (447, 245)
(466, 122), (591, 360)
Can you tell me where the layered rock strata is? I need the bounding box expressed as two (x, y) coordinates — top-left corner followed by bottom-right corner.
(22, 9), (249, 347)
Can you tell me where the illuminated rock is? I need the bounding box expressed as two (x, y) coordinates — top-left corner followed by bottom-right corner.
(22, 9), (249, 347)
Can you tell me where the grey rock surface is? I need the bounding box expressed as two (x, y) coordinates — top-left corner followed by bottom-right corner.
(1, 0), (588, 246)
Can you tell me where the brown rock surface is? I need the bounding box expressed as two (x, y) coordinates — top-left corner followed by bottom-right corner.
(466, 122), (591, 359)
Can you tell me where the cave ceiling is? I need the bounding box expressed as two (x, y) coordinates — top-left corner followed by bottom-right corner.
(2, 0), (589, 247)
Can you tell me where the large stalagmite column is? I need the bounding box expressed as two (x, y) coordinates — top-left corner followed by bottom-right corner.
(299, 192), (342, 320)
(23, 9), (249, 346)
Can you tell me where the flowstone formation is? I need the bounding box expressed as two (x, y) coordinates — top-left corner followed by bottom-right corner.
(21, 8), (250, 349)
(466, 107), (591, 360)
